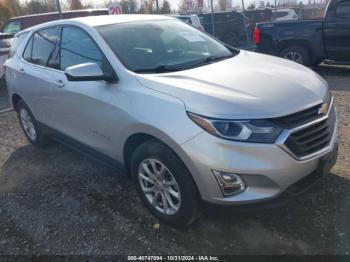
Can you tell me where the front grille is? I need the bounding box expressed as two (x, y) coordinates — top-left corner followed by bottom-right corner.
(284, 105), (336, 158)
(273, 103), (323, 128)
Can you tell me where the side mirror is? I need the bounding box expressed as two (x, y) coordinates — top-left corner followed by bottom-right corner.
(64, 62), (118, 83)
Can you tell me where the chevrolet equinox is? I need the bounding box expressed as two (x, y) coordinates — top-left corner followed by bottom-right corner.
(5, 15), (338, 226)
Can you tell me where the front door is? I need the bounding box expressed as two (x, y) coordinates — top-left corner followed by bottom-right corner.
(18, 26), (61, 126)
(50, 26), (123, 158)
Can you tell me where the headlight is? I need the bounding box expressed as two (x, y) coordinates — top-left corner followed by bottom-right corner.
(188, 112), (282, 143)
(324, 90), (331, 104)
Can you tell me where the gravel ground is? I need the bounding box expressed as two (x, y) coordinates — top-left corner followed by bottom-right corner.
(0, 64), (349, 255)
(0, 78), (11, 112)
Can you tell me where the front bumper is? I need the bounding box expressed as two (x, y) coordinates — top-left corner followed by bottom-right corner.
(231, 144), (338, 211)
(180, 123), (338, 206)
(202, 145), (338, 212)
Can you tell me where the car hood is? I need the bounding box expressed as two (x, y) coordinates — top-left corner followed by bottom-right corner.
(136, 51), (328, 119)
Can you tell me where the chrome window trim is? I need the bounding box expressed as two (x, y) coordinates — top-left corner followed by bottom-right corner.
(276, 96), (337, 162)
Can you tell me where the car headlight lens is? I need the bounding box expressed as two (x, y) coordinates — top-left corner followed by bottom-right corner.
(188, 112), (282, 143)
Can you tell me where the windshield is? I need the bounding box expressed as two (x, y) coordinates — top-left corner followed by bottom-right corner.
(2, 21), (21, 35)
(96, 19), (237, 73)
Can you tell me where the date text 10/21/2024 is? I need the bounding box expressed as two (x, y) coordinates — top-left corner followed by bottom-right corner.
(127, 256), (220, 261)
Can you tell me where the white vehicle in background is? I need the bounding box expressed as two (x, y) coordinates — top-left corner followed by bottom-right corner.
(171, 14), (204, 30)
(0, 34), (12, 78)
(273, 8), (298, 21)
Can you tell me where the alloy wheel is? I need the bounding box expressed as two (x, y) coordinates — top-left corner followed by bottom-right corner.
(20, 108), (36, 141)
(138, 159), (181, 215)
(284, 51), (303, 64)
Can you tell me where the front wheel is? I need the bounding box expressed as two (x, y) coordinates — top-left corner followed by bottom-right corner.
(280, 46), (311, 66)
(130, 140), (200, 227)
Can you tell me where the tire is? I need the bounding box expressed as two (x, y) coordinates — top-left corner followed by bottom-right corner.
(280, 46), (311, 66)
(130, 139), (200, 228)
(16, 100), (50, 148)
(311, 58), (324, 67)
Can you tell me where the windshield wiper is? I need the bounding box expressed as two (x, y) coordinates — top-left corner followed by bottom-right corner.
(184, 54), (235, 70)
(134, 54), (235, 73)
(134, 65), (180, 74)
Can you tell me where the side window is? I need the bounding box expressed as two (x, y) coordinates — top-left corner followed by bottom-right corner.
(8, 32), (28, 58)
(32, 27), (60, 69)
(23, 36), (33, 62)
(336, 2), (350, 19)
(277, 11), (289, 18)
(3, 21), (21, 35)
(60, 27), (104, 70)
(23, 27), (60, 69)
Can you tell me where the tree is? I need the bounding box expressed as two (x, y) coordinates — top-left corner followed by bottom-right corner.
(143, 0), (155, 13)
(160, 0), (171, 13)
(218, 0), (226, 11)
(0, 0), (22, 26)
(120, 0), (138, 13)
(178, 0), (187, 13)
(247, 3), (255, 9)
(70, 0), (83, 10)
(2, 0), (21, 15)
(22, 0), (56, 15)
(0, 1), (13, 27)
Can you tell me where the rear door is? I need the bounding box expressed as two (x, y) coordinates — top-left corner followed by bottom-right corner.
(16, 26), (62, 126)
(324, 0), (350, 60)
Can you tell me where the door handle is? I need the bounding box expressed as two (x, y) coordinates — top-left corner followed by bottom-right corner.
(19, 68), (25, 74)
(55, 80), (65, 88)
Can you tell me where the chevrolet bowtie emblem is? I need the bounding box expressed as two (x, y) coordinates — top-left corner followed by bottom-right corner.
(319, 103), (329, 115)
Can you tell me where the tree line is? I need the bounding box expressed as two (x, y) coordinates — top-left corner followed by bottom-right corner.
(118, 0), (171, 15)
(0, 0), (89, 26)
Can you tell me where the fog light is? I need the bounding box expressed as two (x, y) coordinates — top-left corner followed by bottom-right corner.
(212, 170), (246, 196)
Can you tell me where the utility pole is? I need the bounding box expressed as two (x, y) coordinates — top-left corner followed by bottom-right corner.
(56, 0), (63, 19)
(156, 0), (160, 13)
(241, 0), (251, 49)
(241, 0), (245, 10)
(274, 0), (277, 20)
(210, 0), (215, 36)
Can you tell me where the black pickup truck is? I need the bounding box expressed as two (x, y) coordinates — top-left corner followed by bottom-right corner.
(254, 0), (350, 66)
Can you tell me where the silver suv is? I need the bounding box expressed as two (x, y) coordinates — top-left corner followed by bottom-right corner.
(5, 15), (338, 227)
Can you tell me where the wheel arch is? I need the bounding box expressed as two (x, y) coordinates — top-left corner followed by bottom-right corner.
(122, 129), (202, 189)
(123, 131), (203, 201)
(123, 132), (156, 173)
(277, 39), (314, 58)
(123, 130), (186, 173)
(11, 93), (23, 112)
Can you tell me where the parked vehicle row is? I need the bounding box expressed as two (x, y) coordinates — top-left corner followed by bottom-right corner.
(242, 8), (298, 34)
(272, 8), (298, 21)
(5, 15), (338, 226)
(199, 11), (248, 48)
(171, 14), (204, 31)
(254, 0), (350, 66)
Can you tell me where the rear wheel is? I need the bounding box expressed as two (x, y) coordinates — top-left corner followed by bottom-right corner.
(280, 46), (311, 66)
(130, 139), (199, 227)
(16, 100), (50, 148)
